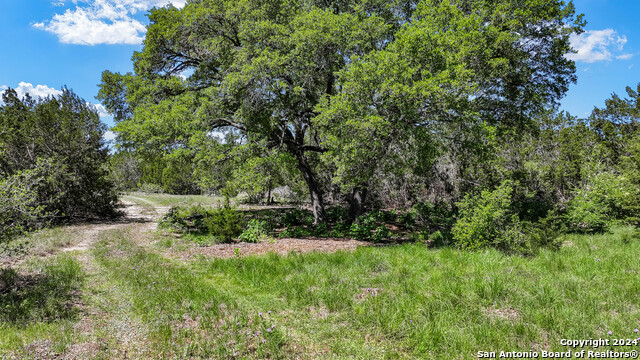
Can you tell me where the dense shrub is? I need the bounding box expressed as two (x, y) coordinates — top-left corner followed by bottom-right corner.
(279, 209), (314, 227)
(239, 219), (272, 243)
(0, 87), (118, 234)
(410, 200), (456, 238)
(204, 202), (244, 242)
(452, 181), (526, 251)
(326, 206), (349, 223)
(564, 173), (638, 233)
(159, 200), (243, 243)
(522, 211), (565, 252)
(349, 212), (393, 242)
(0, 165), (50, 241)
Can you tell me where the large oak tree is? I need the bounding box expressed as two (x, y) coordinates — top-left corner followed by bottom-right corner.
(99, 0), (583, 223)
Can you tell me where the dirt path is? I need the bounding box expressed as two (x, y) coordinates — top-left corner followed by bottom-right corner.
(36, 200), (167, 359)
(61, 200), (164, 253)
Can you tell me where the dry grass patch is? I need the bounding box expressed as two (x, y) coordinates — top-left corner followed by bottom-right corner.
(485, 306), (522, 321)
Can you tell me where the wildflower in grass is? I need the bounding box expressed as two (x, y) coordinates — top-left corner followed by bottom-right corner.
(267, 328), (272, 332)
(262, 339), (266, 343)
(259, 312), (263, 316)
(596, 259), (601, 261)
(608, 331), (613, 335)
(635, 329), (639, 333)
(267, 311), (271, 314)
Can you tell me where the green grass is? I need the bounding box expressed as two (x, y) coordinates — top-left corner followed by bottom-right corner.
(0, 254), (85, 355)
(3, 225), (640, 359)
(1, 226), (84, 261)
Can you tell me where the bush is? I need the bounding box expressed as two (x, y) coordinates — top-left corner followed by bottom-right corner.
(279, 209), (314, 227)
(564, 173), (637, 233)
(521, 211), (565, 253)
(204, 202), (243, 242)
(326, 206), (349, 223)
(452, 180), (526, 252)
(349, 212), (393, 242)
(159, 200), (243, 243)
(278, 226), (313, 238)
(239, 219), (271, 243)
(411, 201), (456, 235)
(1, 88), (118, 225)
(159, 205), (206, 231)
(0, 166), (50, 241)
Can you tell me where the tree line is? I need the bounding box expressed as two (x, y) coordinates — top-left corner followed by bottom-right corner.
(3, 0), (639, 254)
(99, 0), (585, 222)
(0, 88), (118, 243)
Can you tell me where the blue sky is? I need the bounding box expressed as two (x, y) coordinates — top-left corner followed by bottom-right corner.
(0, 0), (638, 140)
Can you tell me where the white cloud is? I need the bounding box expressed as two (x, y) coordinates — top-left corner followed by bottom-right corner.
(93, 103), (111, 117)
(567, 29), (632, 63)
(0, 82), (62, 105)
(34, 0), (186, 45)
(0, 84), (111, 120)
(103, 130), (117, 141)
(86, 102), (111, 117)
(3, 82), (63, 99)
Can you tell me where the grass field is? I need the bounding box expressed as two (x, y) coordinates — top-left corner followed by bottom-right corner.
(1, 195), (640, 359)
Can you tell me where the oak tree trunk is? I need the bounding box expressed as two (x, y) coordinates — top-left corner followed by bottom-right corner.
(295, 154), (327, 224)
(347, 186), (367, 223)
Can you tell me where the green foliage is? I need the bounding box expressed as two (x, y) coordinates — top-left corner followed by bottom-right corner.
(203, 204), (243, 243)
(0, 255), (84, 324)
(522, 211), (566, 253)
(349, 212), (394, 242)
(137, 182), (165, 194)
(160, 201), (243, 243)
(411, 201), (456, 236)
(565, 172), (639, 233)
(279, 209), (314, 228)
(239, 219), (271, 243)
(315, 0), (583, 205)
(453, 180), (567, 254)
(161, 149), (199, 195)
(227, 149), (303, 204)
(326, 206), (349, 223)
(99, 0), (583, 224)
(452, 180), (526, 252)
(0, 87), (118, 230)
(0, 165), (49, 241)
